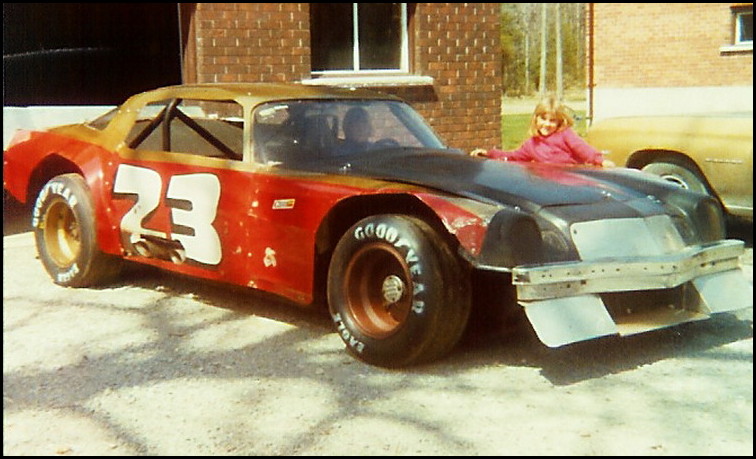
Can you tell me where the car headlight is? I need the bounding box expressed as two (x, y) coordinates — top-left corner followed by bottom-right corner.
(478, 208), (544, 267)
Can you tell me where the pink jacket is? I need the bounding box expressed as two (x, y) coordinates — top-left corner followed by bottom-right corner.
(487, 128), (605, 166)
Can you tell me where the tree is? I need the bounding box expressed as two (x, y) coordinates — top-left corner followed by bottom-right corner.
(555, 3), (563, 100)
(539, 3), (547, 96)
(500, 3), (587, 97)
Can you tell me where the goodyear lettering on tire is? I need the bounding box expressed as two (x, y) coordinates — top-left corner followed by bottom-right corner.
(353, 222), (425, 314)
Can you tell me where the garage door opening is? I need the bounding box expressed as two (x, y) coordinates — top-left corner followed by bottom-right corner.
(3, 3), (182, 105)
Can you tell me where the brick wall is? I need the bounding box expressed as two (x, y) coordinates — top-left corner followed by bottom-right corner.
(189, 3), (311, 84)
(591, 3), (753, 88)
(186, 3), (502, 152)
(409, 3), (502, 151)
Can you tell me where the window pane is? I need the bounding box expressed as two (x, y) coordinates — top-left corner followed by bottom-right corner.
(310, 4), (354, 71)
(738, 12), (753, 43)
(358, 3), (402, 70)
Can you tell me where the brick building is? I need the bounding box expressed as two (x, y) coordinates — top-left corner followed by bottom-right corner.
(181, 3), (502, 152)
(4, 3), (502, 153)
(587, 3), (753, 122)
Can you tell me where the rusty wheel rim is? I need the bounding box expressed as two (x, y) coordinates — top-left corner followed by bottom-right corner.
(42, 198), (81, 268)
(343, 242), (412, 339)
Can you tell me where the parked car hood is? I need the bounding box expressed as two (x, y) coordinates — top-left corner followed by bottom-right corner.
(303, 149), (654, 212)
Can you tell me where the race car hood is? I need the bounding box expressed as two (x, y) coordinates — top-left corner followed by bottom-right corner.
(304, 149), (722, 267)
(307, 149), (655, 212)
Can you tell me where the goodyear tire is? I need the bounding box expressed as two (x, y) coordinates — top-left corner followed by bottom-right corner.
(327, 215), (471, 367)
(33, 173), (121, 287)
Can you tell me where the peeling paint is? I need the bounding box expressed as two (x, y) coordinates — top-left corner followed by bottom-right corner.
(264, 247), (277, 267)
(450, 216), (482, 233)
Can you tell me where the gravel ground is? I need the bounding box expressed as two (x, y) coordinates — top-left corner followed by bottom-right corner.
(3, 201), (753, 456)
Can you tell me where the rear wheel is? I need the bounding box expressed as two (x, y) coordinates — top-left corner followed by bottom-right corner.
(327, 215), (471, 367)
(33, 173), (121, 287)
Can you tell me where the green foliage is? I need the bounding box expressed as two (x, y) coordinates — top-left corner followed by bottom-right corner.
(501, 114), (531, 150)
(500, 3), (587, 96)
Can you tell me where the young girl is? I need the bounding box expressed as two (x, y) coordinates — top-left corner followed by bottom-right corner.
(471, 96), (614, 167)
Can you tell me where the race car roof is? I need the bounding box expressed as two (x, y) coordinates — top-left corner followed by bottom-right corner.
(121, 83), (400, 110)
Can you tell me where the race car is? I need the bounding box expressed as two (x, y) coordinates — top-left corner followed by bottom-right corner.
(3, 83), (752, 367)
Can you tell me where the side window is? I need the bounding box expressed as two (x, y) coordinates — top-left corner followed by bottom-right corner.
(126, 99), (244, 160)
(310, 3), (409, 74)
(253, 103), (299, 164)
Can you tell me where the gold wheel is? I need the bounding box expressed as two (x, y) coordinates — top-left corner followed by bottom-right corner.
(42, 198), (82, 268)
(34, 173), (121, 287)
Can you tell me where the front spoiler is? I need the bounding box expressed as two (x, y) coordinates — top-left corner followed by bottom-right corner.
(484, 240), (753, 347)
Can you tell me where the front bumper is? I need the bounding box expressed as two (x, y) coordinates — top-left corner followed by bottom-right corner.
(484, 240), (753, 347)
(512, 239), (745, 300)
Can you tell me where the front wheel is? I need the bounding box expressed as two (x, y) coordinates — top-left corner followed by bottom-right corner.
(33, 173), (121, 287)
(327, 215), (471, 367)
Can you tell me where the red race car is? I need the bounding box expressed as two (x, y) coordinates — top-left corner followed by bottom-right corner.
(4, 84), (752, 367)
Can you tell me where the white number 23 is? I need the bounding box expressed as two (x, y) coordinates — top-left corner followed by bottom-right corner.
(113, 164), (222, 265)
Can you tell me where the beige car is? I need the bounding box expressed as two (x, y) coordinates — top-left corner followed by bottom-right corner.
(587, 113), (753, 222)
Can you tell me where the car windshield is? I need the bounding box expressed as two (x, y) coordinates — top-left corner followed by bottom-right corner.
(253, 100), (447, 164)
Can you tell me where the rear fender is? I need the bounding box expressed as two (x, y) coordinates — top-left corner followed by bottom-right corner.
(10, 133), (123, 256)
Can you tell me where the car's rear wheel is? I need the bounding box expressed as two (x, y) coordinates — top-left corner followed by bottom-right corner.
(642, 159), (709, 195)
(327, 214), (471, 367)
(33, 173), (121, 287)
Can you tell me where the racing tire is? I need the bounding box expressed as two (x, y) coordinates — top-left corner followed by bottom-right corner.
(642, 159), (709, 195)
(33, 173), (121, 287)
(327, 215), (472, 367)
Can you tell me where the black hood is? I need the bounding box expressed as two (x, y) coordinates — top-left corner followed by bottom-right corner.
(303, 149), (654, 212)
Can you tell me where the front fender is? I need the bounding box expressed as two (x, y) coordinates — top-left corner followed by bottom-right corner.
(412, 193), (500, 260)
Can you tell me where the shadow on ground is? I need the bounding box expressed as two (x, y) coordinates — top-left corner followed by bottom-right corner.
(4, 191), (753, 387)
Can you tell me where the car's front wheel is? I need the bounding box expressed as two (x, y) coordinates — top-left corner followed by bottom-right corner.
(33, 173), (121, 287)
(327, 215), (471, 367)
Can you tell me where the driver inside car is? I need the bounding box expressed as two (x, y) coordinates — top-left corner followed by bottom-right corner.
(336, 106), (373, 155)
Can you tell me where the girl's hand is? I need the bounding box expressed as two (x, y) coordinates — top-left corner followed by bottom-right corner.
(469, 148), (488, 157)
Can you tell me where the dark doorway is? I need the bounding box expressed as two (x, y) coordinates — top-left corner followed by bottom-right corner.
(3, 3), (182, 105)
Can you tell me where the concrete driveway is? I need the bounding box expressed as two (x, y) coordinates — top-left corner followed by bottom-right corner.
(3, 199), (752, 455)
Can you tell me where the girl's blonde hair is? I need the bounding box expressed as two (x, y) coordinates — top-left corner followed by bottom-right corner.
(528, 95), (574, 137)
